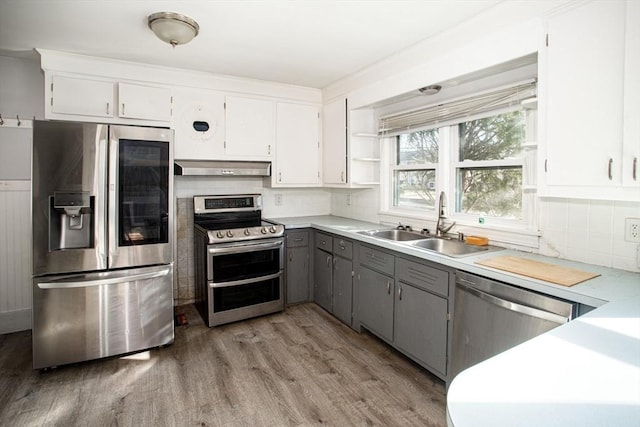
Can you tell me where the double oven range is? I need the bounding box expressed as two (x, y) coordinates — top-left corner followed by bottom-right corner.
(193, 194), (285, 327)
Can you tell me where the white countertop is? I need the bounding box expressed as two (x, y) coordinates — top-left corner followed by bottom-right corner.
(268, 215), (640, 427)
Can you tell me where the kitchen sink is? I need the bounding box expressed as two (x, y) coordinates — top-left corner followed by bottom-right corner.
(358, 228), (503, 258)
(357, 229), (429, 241)
(409, 238), (496, 258)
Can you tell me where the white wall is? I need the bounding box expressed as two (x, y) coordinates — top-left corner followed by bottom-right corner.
(0, 55), (43, 333)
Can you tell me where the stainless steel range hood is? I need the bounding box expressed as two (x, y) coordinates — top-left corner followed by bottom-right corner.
(174, 160), (271, 177)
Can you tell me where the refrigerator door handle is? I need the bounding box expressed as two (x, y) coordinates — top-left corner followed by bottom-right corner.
(37, 268), (170, 289)
(96, 125), (109, 267)
(107, 131), (119, 265)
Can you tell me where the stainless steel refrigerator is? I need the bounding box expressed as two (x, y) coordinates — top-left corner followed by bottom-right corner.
(31, 120), (174, 369)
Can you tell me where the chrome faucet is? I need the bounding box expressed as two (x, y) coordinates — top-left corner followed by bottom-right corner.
(435, 191), (455, 237)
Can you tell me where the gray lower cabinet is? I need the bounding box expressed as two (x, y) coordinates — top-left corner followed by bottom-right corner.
(358, 244), (395, 342)
(394, 282), (448, 376)
(313, 231), (354, 326)
(285, 229), (311, 305)
(357, 243), (452, 381)
(358, 264), (394, 342)
(313, 239), (333, 311)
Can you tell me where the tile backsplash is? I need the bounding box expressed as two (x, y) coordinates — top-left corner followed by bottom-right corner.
(539, 198), (640, 272)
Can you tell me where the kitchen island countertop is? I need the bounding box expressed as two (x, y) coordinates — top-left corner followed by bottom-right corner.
(267, 214), (640, 427)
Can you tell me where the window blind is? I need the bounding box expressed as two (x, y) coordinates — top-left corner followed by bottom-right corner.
(379, 80), (537, 136)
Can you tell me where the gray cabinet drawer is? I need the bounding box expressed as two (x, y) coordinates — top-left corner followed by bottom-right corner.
(333, 238), (353, 260)
(397, 258), (449, 297)
(286, 230), (309, 248)
(315, 231), (333, 251)
(359, 245), (394, 276)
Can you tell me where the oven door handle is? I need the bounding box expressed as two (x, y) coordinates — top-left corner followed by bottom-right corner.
(207, 240), (283, 256)
(209, 272), (282, 289)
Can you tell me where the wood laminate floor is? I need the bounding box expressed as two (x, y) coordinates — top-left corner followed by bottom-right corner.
(0, 303), (446, 426)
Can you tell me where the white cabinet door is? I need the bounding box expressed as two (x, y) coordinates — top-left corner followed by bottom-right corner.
(545, 0), (626, 187)
(118, 82), (172, 122)
(623, 0), (640, 187)
(172, 87), (225, 160)
(323, 97), (347, 185)
(225, 96), (274, 159)
(274, 102), (320, 186)
(51, 75), (114, 118)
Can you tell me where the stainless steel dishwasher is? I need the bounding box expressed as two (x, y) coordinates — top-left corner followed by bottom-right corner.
(451, 270), (577, 380)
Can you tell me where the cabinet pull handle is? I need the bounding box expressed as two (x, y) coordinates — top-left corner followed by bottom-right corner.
(268, 144), (271, 155)
(398, 286), (402, 300)
(121, 103), (125, 115)
(278, 172), (282, 182)
(608, 158), (613, 180)
(289, 252), (293, 262)
(106, 102), (110, 115)
(341, 171), (345, 182)
(333, 257), (337, 267)
(633, 157), (638, 181)
(293, 238), (303, 242)
(326, 255), (331, 267)
(387, 281), (391, 294)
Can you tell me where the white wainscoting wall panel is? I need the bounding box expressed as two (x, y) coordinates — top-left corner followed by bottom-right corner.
(0, 180), (32, 333)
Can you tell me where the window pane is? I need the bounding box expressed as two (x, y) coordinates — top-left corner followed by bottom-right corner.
(397, 129), (439, 165)
(394, 169), (436, 209)
(457, 167), (522, 219)
(459, 111), (525, 161)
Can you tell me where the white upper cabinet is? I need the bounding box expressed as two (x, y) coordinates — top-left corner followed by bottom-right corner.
(225, 95), (274, 159)
(622, 0), (640, 188)
(271, 102), (321, 187)
(323, 97), (348, 185)
(543, 0), (638, 200)
(118, 82), (172, 122)
(50, 75), (114, 118)
(172, 87), (226, 160)
(47, 74), (172, 124)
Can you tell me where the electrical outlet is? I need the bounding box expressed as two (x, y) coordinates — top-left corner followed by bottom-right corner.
(274, 194), (282, 206)
(346, 194), (352, 206)
(625, 218), (640, 242)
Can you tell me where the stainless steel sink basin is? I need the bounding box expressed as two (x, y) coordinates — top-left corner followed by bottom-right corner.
(357, 229), (429, 241)
(410, 238), (500, 258)
(357, 228), (503, 257)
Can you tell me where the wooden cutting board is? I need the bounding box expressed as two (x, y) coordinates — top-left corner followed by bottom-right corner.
(476, 256), (600, 286)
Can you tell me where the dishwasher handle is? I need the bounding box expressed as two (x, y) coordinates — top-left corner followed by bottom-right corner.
(456, 279), (570, 325)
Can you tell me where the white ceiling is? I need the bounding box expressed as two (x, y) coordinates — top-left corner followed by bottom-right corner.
(0, 0), (502, 89)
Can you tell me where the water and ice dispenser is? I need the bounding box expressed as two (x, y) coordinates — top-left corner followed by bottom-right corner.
(49, 191), (94, 250)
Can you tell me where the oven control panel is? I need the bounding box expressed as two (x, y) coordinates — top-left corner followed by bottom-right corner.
(205, 224), (284, 244)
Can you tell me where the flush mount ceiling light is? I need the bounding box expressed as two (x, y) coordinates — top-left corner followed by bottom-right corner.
(148, 12), (200, 47)
(418, 85), (442, 95)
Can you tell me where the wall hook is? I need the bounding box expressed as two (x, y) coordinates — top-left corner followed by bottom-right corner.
(16, 115), (21, 126)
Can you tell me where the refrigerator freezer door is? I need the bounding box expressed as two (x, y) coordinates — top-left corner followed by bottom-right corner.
(32, 121), (108, 276)
(32, 264), (174, 369)
(108, 125), (173, 269)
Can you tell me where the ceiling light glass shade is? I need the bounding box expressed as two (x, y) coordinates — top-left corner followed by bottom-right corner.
(418, 85), (442, 95)
(148, 12), (200, 47)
